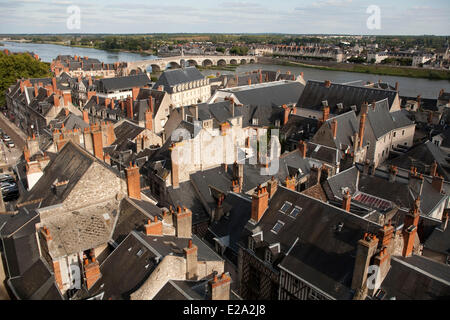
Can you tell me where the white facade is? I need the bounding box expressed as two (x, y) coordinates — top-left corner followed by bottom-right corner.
(170, 78), (211, 108)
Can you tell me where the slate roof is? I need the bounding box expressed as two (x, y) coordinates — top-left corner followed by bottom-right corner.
(18, 141), (95, 208)
(297, 80), (398, 114)
(97, 74), (150, 92)
(245, 186), (380, 300)
(365, 98), (413, 140)
(387, 141), (450, 181)
(379, 255), (450, 300)
(423, 224), (450, 257)
(230, 81), (304, 109)
(111, 120), (145, 152)
(154, 67), (205, 92)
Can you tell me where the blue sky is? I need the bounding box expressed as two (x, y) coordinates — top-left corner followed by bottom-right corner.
(0, 0), (449, 35)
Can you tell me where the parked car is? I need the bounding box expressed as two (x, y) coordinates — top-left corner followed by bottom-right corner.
(1, 182), (19, 201)
(7, 141), (15, 148)
(3, 135), (11, 142)
(0, 174), (15, 184)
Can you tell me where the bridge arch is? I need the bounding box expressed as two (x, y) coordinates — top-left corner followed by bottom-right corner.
(240, 59), (247, 65)
(150, 64), (161, 73)
(230, 59), (238, 65)
(202, 59), (213, 67)
(187, 59), (198, 67)
(167, 61), (181, 69)
(217, 59), (227, 67)
(250, 59), (256, 64)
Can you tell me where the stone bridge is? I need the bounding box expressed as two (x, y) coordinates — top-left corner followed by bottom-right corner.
(127, 55), (257, 73)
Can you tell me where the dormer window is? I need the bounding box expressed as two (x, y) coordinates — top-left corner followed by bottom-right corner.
(271, 220), (285, 234)
(275, 120), (281, 127)
(252, 118), (258, 126)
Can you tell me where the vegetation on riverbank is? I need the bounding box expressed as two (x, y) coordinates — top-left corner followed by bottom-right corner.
(275, 59), (450, 81)
(0, 52), (51, 107)
(197, 65), (238, 72)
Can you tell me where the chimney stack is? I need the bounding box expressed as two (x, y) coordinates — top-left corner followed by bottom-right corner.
(144, 217), (163, 236)
(132, 87), (140, 101)
(389, 165), (398, 183)
(322, 105), (330, 122)
(125, 162), (141, 200)
(52, 77), (57, 92)
(91, 129), (103, 160)
(359, 113), (366, 149)
(430, 161), (438, 177)
(251, 185), (269, 223)
(402, 197), (420, 257)
(285, 175), (296, 191)
(299, 140), (307, 158)
(170, 144), (180, 189)
(126, 97), (134, 119)
(351, 233), (379, 295)
(343, 191), (351, 212)
(145, 108), (153, 131)
(84, 254), (101, 290)
(175, 206), (192, 238)
(209, 272), (231, 300)
(395, 82), (399, 92)
(184, 239), (198, 280)
(331, 119), (338, 139)
(432, 175), (444, 193)
(283, 105), (290, 125)
(267, 176), (278, 199)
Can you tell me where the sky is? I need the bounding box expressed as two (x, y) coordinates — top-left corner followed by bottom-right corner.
(0, 0), (449, 35)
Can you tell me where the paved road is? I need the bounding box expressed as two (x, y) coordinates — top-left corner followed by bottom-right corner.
(0, 113), (26, 151)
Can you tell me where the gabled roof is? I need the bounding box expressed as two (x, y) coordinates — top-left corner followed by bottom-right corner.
(98, 74), (150, 92)
(297, 80), (398, 114)
(18, 141), (96, 208)
(230, 81), (304, 109)
(365, 98), (413, 140)
(247, 186), (380, 300)
(154, 67), (204, 90)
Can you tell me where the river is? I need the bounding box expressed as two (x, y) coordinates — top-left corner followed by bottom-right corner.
(1, 41), (449, 99)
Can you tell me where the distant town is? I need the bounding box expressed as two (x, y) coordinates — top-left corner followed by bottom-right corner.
(0, 18), (449, 307)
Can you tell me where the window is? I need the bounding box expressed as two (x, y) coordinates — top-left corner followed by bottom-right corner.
(252, 118), (258, 126)
(136, 249), (144, 257)
(271, 220), (285, 234)
(393, 132), (396, 138)
(265, 249), (273, 264)
(248, 237), (255, 251)
(290, 206), (302, 218)
(402, 130), (405, 136)
(280, 202), (292, 214)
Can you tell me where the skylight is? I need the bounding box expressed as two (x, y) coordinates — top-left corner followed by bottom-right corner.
(290, 206), (302, 218)
(280, 202), (292, 214)
(271, 221), (285, 234)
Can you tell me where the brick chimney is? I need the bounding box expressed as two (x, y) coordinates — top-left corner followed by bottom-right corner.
(299, 140), (307, 158)
(402, 197), (420, 257)
(132, 87), (140, 101)
(331, 118), (337, 139)
(125, 163), (141, 200)
(145, 217), (163, 236)
(157, 85), (164, 92)
(184, 239), (198, 280)
(285, 175), (296, 191)
(34, 84), (38, 97)
(432, 175), (444, 193)
(209, 272), (231, 300)
(83, 111), (89, 124)
(231, 179), (241, 193)
(409, 168), (424, 194)
(232, 162), (243, 191)
(283, 105), (290, 125)
(395, 82), (399, 92)
(351, 233), (379, 294)
(53, 94), (60, 108)
(145, 109), (153, 131)
(251, 185), (269, 223)
(84, 255), (101, 290)
(322, 105), (330, 122)
(309, 165), (321, 187)
(248, 78), (251, 86)
(377, 221), (395, 249)
(126, 97), (134, 119)
(343, 191), (351, 212)
(267, 176), (278, 199)
(175, 206), (192, 238)
(91, 129), (104, 160)
(52, 77), (57, 92)
(358, 113), (366, 149)
(430, 161), (438, 177)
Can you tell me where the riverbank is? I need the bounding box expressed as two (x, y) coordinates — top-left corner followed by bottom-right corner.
(263, 57), (450, 81)
(197, 65), (238, 72)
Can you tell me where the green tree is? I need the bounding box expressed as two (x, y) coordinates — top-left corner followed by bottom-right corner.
(0, 52), (51, 107)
